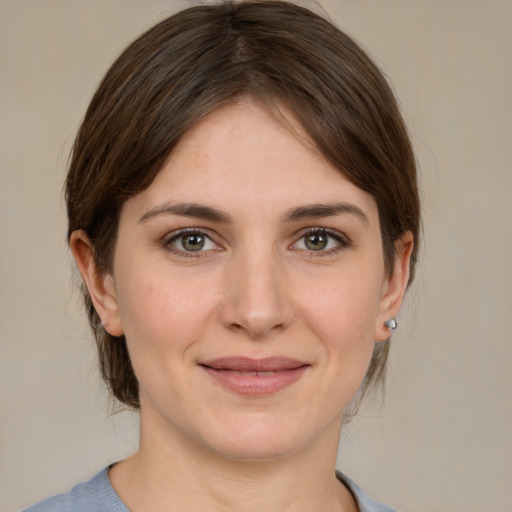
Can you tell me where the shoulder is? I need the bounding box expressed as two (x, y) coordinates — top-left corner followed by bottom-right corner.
(23, 467), (128, 512)
(337, 471), (400, 512)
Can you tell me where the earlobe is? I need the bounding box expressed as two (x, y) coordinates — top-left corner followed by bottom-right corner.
(69, 230), (124, 336)
(374, 231), (414, 342)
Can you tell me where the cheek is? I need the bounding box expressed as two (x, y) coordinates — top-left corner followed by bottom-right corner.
(302, 266), (383, 340)
(114, 263), (220, 363)
(114, 274), (213, 406)
(298, 266), (383, 390)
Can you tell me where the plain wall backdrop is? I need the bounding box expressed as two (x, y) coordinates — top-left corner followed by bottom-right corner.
(1, 1), (511, 511)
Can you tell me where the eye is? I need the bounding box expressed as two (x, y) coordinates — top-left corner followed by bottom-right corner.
(292, 228), (348, 253)
(166, 229), (218, 254)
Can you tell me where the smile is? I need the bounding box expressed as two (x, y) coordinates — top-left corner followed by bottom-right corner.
(199, 357), (310, 396)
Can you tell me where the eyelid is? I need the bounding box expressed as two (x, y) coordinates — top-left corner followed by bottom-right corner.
(160, 226), (351, 258)
(290, 227), (351, 253)
(162, 227), (223, 256)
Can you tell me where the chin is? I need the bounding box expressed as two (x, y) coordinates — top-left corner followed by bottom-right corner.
(207, 435), (302, 463)
(197, 413), (321, 463)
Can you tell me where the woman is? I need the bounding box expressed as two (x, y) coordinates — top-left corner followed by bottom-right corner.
(26, 1), (419, 511)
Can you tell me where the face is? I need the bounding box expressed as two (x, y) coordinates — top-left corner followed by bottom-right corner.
(80, 100), (410, 462)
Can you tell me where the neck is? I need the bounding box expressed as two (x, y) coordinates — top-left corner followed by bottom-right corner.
(109, 409), (356, 512)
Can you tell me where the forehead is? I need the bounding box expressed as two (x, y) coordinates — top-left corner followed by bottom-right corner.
(123, 99), (378, 223)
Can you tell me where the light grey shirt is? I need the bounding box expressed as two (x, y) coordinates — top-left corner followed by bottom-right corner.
(24, 467), (398, 511)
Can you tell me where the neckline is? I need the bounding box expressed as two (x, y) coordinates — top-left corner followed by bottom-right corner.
(99, 466), (376, 512)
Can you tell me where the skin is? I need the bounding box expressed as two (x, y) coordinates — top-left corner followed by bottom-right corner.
(71, 99), (413, 511)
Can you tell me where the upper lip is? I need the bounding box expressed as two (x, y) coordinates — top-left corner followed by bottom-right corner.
(199, 357), (309, 372)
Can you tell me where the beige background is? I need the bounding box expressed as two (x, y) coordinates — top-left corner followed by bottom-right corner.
(1, 1), (511, 511)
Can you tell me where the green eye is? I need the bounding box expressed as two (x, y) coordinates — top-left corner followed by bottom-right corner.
(304, 232), (328, 251)
(167, 230), (217, 254)
(181, 233), (205, 251)
(294, 228), (348, 253)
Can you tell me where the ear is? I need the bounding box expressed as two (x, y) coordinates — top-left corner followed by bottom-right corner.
(374, 231), (414, 342)
(69, 230), (124, 336)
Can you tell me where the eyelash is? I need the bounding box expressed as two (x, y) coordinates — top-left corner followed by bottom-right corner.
(163, 228), (220, 258)
(162, 227), (351, 258)
(290, 228), (351, 256)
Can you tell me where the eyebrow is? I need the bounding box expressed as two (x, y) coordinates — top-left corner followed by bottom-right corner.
(281, 202), (369, 224)
(139, 201), (369, 225)
(139, 202), (232, 224)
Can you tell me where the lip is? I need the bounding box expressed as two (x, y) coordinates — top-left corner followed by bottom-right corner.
(199, 357), (310, 396)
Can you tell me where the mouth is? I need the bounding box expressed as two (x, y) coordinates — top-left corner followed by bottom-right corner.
(199, 357), (310, 396)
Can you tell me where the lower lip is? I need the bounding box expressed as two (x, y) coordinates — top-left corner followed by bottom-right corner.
(201, 366), (309, 396)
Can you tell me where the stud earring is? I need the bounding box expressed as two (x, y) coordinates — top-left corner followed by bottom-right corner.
(103, 320), (109, 327)
(384, 318), (397, 330)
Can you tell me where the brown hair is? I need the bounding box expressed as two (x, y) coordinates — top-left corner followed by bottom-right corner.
(66, 0), (420, 414)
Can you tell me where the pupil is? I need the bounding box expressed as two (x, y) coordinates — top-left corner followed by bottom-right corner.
(183, 234), (204, 251)
(306, 233), (327, 250)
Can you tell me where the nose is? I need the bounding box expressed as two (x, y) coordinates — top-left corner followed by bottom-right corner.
(219, 247), (294, 339)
